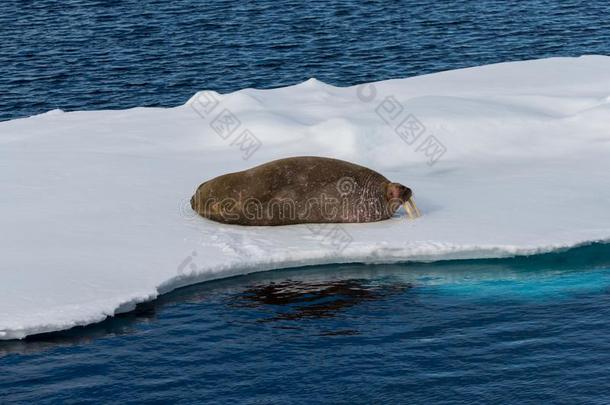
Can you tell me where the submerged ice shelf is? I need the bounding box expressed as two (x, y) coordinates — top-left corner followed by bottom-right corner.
(2, 56), (610, 339)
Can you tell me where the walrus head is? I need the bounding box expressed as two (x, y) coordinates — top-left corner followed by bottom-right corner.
(386, 183), (421, 220)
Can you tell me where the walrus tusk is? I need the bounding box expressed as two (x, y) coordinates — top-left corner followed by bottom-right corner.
(410, 198), (422, 217)
(404, 198), (421, 220)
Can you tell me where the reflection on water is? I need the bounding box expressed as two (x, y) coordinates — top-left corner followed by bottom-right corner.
(234, 279), (411, 322)
(2, 243), (610, 357)
(3, 244), (610, 404)
(0, 304), (158, 357)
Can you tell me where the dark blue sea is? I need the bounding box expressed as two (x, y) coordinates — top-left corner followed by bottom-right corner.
(2, 1), (610, 403)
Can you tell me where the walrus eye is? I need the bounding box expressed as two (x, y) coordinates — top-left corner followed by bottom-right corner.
(403, 197), (421, 220)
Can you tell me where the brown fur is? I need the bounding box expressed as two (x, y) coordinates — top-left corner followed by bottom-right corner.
(190, 156), (412, 226)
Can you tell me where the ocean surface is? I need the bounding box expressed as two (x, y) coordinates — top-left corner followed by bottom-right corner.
(2, 1), (610, 403)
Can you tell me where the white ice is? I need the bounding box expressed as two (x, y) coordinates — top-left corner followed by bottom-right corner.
(2, 56), (610, 339)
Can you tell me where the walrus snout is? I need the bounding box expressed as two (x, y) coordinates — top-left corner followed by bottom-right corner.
(386, 183), (412, 203)
(387, 183), (420, 220)
(402, 186), (413, 203)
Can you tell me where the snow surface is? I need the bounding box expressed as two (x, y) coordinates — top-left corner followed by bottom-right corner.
(2, 56), (610, 340)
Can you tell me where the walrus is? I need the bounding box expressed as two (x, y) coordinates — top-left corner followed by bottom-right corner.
(190, 156), (420, 226)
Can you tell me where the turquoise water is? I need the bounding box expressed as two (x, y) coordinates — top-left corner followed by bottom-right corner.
(3, 244), (610, 403)
(3, 0), (610, 403)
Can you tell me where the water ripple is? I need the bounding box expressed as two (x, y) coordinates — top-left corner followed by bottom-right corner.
(2, 1), (610, 121)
